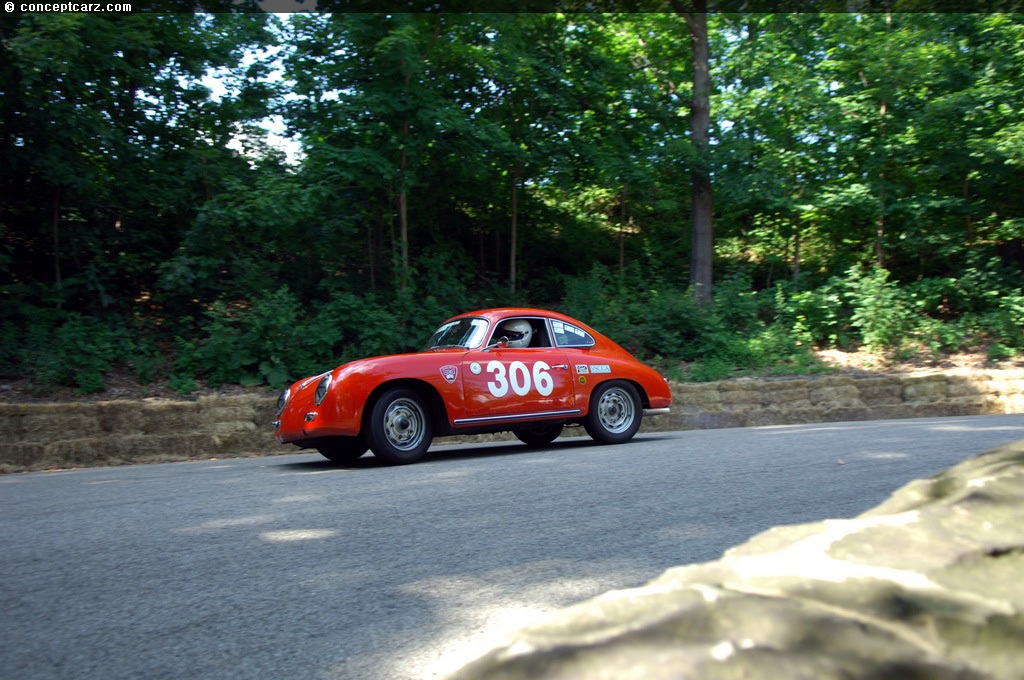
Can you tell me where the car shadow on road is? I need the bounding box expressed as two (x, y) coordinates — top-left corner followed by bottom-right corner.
(273, 433), (678, 471)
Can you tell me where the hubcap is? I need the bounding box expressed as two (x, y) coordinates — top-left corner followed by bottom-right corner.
(383, 398), (426, 451)
(598, 388), (635, 434)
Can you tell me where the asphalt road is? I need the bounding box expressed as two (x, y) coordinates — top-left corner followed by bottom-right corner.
(3, 414), (1023, 680)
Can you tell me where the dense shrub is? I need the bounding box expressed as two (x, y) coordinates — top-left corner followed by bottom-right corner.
(4, 255), (1022, 393)
(560, 264), (821, 381)
(6, 311), (130, 393)
(844, 266), (914, 353)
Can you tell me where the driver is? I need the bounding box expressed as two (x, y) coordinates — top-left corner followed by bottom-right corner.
(497, 319), (533, 348)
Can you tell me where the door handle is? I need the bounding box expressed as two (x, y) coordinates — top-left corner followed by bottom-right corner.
(552, 364), (569, 370)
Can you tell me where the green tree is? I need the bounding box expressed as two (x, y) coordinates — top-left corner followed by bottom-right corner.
(1, 13), (276, 316)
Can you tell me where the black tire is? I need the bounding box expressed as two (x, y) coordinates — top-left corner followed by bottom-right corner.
(584, 380), (642, 444)
(317, 436), (368, 463)
(513, 422), (564, 447)
(365, 387), (433, 465)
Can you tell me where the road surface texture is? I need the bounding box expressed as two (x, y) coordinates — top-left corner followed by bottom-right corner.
(2, 414), (1023, 679)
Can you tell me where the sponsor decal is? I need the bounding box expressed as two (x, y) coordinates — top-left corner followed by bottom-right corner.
(470, 361), (482, 375)
(440, 365), (458, 384)
(589, 364), (612, 374)
(575, 364), (589, 374)
(578, 376), (587, 385)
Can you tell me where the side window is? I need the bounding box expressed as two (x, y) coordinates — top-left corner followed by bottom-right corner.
(551, 320), (595, 348)
(491, 318), (552, 348)
(528, 320), (552, 347)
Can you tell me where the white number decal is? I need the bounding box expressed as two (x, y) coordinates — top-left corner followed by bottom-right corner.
(485, 360), (554, 398)
(533, 361), (553, 396)
(486, 360), (508, 397)
(509, 361), (530, 396)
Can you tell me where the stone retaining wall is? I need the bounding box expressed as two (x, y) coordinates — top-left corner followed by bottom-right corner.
(2, 370), (1022, 472)
(0, 395), (279, 473)
(662, 371), (1024, 431)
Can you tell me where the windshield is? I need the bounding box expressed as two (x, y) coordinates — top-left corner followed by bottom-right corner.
(423, 317), (489, 350)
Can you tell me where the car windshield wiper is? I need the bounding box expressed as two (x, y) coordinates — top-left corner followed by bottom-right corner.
(430, 344), (466, 351)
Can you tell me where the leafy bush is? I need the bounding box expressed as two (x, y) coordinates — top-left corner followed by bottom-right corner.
(176, 287), (326, 388)
(560, 266), (820, 381)
(6, 250), (1019, 395)
(844, 266), (914, 353)
(773, 280), (850, 348)
(992, 291), (1024, 348)
(16, 312), (129, 393)
(313, 291), (402, 361)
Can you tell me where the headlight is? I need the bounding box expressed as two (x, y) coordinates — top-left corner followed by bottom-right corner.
(314, 373), (332, 405)
(276, 387), (291, 416)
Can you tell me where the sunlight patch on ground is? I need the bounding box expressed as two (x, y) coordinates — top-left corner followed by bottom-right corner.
(383, 560), (649, 679)
(655, 523), (715, 541)
(174, 515), (276, 534)
(272, 493), (325, 503)
(259, 528), (337, 542)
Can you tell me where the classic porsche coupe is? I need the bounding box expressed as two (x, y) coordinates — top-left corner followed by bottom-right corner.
(273, 307), (672, 465)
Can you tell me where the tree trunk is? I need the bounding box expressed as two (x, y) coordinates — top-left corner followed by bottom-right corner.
(874, 13), (892, 269)
(964, 172), (974, 244)
(875, 101), (887, 269)
(398, 186), (409, 291)
(367, 222), (376, 292)
(793, 217), (802, 291)
(509, 168), (519, 295)
(52, 188), (62, 311)
(619, 184), (627, 276)
(398, 122), (410, 292)
(678, 4), (714, 306)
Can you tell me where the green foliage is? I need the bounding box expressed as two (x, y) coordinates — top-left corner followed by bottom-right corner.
(9, 312), (129, 393)
(313, 291), (403, 361)
(560, 265), (822, 382)
(844, 267), (914, 353)
(773, 281), (849, 348)
(168, 374), (199, 395)
(3, 13), (1024, 394)
(988, 343), (1019, 363)
(175, 287), (327, 389)
(127, 336), (170, 386)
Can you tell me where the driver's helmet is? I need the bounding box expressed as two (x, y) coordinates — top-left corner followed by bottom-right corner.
(499, 319), (533, 348)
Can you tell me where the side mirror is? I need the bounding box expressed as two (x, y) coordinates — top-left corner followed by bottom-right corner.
(483, 337), (509, 352)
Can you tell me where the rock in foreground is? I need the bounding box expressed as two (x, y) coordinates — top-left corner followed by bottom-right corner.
(450, 441), (1024, 679)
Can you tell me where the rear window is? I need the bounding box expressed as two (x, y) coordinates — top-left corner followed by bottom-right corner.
(551, 320), (595, 348)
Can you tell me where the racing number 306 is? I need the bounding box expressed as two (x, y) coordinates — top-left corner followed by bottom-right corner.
(486, 360), (553, 398)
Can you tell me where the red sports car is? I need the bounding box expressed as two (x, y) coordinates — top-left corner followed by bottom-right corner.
(273, 307), (672, 465)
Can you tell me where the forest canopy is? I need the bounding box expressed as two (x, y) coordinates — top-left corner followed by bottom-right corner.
(2, 11), (1023, 393)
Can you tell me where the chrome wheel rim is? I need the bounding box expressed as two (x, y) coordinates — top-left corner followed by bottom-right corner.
(597, 387), (635, 434)
(383, 398), (427, 451)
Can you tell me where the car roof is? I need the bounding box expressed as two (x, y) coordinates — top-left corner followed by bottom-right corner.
(448, 307), (584, 325)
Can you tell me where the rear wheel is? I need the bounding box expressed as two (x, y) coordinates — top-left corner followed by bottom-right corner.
(584, 381), (642, 444)
(513, 422), (564, 447)
(365, 388), (433, 465)
(317, 436), (368, 463)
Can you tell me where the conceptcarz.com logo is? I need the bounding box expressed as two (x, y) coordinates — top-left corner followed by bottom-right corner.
(6, 2), (132, 10)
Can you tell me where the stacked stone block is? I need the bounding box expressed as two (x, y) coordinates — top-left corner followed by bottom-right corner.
(1, 370), (1022, 472)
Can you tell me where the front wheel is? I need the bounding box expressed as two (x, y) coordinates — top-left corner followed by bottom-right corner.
(365, 388), (433, 465)
(584, 381), (642, 444)
(317, 436), (368, 463)
(513, 422), (564, 447)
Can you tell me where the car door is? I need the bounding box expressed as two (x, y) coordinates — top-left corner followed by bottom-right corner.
(458, 347), (577, 423)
